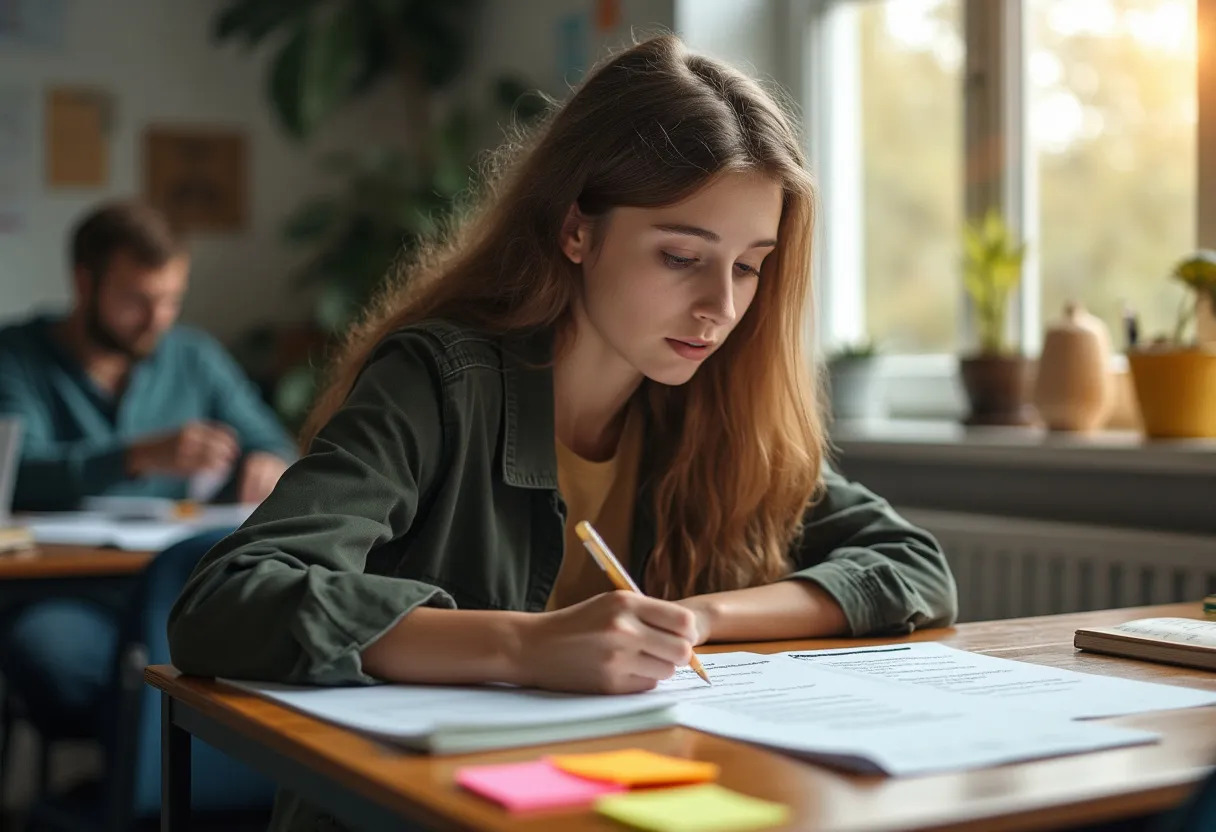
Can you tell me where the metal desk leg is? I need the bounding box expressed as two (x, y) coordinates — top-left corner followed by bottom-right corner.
(161, 692), (192, 831)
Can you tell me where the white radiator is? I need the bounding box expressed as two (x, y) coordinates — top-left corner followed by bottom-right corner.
(900, 509), (1216, 623)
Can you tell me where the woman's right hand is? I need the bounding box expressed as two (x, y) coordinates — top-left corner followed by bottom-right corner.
(514, 590), (699, 694)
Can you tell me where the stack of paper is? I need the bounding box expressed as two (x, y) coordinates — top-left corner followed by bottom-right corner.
(18, 503), (255, 550)
(222, 680), (676, 754)
(229, 644), (1216, 777)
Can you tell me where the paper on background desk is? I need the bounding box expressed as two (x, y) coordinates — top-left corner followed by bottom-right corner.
(781, 642), (1216, 720)
(18, 504), (255, 550)
(660, 653), (1155, 776)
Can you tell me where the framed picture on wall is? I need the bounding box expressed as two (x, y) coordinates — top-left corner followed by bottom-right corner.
(143, 126), (247, 233)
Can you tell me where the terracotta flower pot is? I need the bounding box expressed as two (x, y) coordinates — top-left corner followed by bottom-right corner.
(959, 354), (1036, 426)
(1127, 348), (1216, 438)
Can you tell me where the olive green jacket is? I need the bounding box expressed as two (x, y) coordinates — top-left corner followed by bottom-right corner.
(168, 320), (957, 832)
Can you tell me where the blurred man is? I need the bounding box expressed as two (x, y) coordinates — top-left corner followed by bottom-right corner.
(0, 199), (295, 510)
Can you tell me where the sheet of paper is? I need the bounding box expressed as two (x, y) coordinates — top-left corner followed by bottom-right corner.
(549, 749), (718, 786)
(20, 513), (198, 550)
(1112, 618), (1216, 647)
(660, 653), (1155, 776)
(19, 505), (253, 550)
(595, 783), (789, 832)
(456, 760), (622, 811)
(224, 679), (674, 744)
(782, 642), (1216, 720)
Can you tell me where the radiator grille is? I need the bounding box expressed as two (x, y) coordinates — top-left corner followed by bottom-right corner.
(900, 509), (1216, 622)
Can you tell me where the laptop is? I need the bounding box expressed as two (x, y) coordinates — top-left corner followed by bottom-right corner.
(0, 417), (20, 526)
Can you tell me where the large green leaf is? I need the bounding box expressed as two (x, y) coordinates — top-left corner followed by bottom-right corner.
(268, 24), (310, 139)
(284, 197), (342, 243)
(212, 0), (317, 47)
(268, 11), (364, 140)
(274, 364), (321, 430)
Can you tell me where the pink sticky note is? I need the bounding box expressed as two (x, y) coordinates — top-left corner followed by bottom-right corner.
(456, 760), (625, 812)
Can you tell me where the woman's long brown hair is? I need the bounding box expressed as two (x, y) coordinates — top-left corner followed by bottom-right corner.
(302, 34), (825, 600)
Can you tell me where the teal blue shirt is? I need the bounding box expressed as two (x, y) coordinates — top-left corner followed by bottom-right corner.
(0, 313), (296, 511)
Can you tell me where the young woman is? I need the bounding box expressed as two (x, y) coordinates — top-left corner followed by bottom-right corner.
(170, 35), (957, 826)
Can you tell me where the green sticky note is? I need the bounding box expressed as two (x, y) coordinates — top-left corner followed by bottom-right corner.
(596, 783), (789, 832)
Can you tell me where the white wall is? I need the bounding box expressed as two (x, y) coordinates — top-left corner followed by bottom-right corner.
(467, 0), (676, 101)
(675, 0), (788, 88)
(0, 0), (685, 342)
(0, 0), (408, 342)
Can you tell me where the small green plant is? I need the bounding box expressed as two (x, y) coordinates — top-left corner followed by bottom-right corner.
(962, 209), (1026, 356)
(1168, 250), (1216, 345)
(828, 339), (880, 361)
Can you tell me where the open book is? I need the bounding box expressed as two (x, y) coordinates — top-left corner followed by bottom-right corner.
(1074, 617), (1216, 671)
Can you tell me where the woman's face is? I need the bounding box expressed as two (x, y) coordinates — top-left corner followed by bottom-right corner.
(563, 171), (783, 387)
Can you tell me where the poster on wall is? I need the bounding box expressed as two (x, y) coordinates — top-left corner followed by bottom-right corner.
(143, 126), (248, 233)
(555, 11), (589, 88)
(0, 85), (35, 234)
(46, 86), (111, 187)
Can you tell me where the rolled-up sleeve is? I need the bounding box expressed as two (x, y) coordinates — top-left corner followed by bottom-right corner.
(168, 332), (455, 685)
(785, 466), (958, 635)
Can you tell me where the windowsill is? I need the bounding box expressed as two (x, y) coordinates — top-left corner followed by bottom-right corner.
(830, 418), (1216, 476)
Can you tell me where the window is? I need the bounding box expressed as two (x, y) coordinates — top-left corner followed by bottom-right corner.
(804, 0), (1209, 363)
(811, 0), (965, 355)
(861, 0), (965, 353)
(1030, 0), (1197, 342)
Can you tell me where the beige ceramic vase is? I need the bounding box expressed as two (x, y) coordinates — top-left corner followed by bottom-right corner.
(1034, 302), (1113, 432)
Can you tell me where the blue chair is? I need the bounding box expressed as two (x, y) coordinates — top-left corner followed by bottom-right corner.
(1, 597), (126, 809)
(27, 527), (276, 831)
(1165, 766), (1216, 832)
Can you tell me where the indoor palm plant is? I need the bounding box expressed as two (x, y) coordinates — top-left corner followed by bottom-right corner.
(1126, 250), (1216, 438)
(213, 0), (545, 430)
(958, 209), (1034, 426)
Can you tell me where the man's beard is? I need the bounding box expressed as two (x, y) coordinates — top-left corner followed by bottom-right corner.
(85, 298), (156, 360)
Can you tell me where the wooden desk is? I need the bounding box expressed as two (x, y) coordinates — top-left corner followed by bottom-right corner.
(147, 602), (1216, 832)
(0, 544), (153, 612)
(0, 544), (154, 580)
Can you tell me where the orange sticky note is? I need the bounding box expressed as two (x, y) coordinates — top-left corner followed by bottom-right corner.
(549, 749), (719, 787)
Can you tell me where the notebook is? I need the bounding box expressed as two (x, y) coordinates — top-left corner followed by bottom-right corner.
(0, 417), (22, 526)
(1074, 617), (1216, 672)
(223, 679), (678, 754)
(0, 418), (33, 553)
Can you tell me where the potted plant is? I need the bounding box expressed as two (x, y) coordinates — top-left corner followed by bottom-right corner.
(958, 209), (1035, 426)
(1126, 250), (1216, 438)
(825, 340), (884, 421)
(211, 0), (545, 430)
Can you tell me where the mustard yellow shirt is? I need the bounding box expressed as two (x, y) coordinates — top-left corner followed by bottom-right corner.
(545, 406), (644, 610)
